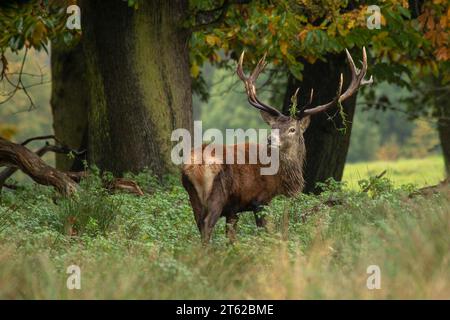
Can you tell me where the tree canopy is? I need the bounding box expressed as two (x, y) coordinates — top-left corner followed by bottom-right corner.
(1, 0), (448, 105)
(189, 0), (448, 95)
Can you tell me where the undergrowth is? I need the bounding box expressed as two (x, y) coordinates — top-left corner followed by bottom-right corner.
(0, 169), (448, 299)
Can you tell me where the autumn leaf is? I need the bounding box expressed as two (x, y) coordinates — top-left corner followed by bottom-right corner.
(205, 35), (221, 47)
(298, 29), (309, 40)
(31, 20), (47, 47)
(190, 62), (200, 78)
(280, 40), (288, 56)
(305, 55), (317, 64)
(435, 47), (449, 61)
(268, 22), (276, 35)
(0, 125), (17, 140)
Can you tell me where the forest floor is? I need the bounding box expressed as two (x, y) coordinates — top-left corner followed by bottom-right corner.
(0, 157), (449, 299)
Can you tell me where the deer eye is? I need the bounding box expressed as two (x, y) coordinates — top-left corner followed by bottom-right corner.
(289, 127), (296, 133)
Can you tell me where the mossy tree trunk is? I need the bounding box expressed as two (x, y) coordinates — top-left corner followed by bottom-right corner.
(51, 41), (89, 171)
(79, 0), (192, 176)
(283, 53), (357, 193)
(438, 119), (450, 177)
(437, 96), (450, 177)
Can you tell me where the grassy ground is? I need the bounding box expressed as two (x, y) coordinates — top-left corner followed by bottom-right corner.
(0, 159), (449, 299)
(344, 155), (445, 189)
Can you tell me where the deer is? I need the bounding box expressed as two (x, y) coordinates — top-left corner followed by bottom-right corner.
(182, 47), (372, 244)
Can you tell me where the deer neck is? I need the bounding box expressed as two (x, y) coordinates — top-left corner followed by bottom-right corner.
(278, 151), (305, 196)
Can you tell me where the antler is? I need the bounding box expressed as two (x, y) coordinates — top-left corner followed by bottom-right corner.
(237, 51), (284, 118)
(297, 47), (373, 118)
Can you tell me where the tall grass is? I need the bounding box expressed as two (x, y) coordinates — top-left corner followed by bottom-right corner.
(0, 167), (449, 299)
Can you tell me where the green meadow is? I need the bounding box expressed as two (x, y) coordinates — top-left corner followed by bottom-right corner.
(344, 156), (445, 189)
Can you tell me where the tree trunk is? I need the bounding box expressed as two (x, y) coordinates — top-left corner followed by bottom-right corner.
(438, 115), (450, 178)
(283, 53), (358, 193)
(51, 41), (89, 171)
(79, 0), (192, 176)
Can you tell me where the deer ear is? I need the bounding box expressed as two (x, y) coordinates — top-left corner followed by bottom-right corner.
(299, 116), (311, 132)
(260, 110), (278, 126)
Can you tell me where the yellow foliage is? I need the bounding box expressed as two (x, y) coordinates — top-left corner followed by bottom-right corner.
(0, 125), (17, 140)
(190, 62), (200, 78)
(205, 35), (221, 47)
(280, 40), (288, 56)
(376, 136), (400, 161)
(31, 21), (47, 47)
(404, 120), (440, 158)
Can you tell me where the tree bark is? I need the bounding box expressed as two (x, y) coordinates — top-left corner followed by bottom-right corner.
(79, 0), (192, 176)
(433, 74), (450, 178)
(283, 53), (358, 193)
(438, 115), (450, 177)
(51, 41), (89, 171)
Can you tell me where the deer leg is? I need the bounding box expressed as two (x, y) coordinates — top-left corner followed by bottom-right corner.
(190, 202), (204, 234)
(201, 175), (229, 244)
(254, 212), (267, 228)
(225, 213), (239, 243)
(202, 206), (222, 244)
(182, 173), (205, 235)
(252, 201), (267, 228)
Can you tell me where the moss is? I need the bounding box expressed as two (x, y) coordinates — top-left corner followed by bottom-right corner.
(51, 42), (88, 170)
(83, 41), (111, 165)
(133, 1), (191, 174)
(78, 0), (191, 176)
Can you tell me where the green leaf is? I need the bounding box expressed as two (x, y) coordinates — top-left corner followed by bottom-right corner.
(397, 5), (411, 19)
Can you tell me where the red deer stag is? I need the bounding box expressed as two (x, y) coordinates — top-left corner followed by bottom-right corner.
(182, 48), (372, 243)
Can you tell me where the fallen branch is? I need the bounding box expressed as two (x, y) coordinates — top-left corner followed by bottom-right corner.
(362, 170), (387, 193)
(0, 138), (85, 187)
(0, 136), (143, 197)
(105, 178), (144, 196)
(409, 178), (450, 198)
(0, 137), (78, 196)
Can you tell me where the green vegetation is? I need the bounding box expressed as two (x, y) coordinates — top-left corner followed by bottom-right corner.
(1, 169), (448, 299)
(344, 156), (445, 189)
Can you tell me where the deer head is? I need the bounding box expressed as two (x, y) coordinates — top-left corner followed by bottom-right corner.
(236, 48), (373, 159)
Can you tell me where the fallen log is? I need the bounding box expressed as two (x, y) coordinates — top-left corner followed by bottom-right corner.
(409, 178), (450, 198)
(0, 140), (85, 187)
(0, 136), (144, 197)
(0, 137), (78, 196)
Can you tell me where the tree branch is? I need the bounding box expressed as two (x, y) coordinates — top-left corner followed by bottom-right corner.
(0, 136), (143, 197)
(0, 135), (86, 186)
(0, 137), (78, 196)
(191, 0), (251, 32)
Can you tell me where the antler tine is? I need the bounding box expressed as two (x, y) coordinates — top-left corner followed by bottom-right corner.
(237, 51), (283, 117)
(250, 52), (267, 81)
(237, 51), (252, 94)
(309, 88), (314, 105)
(300, 74), (344, 116)
(339, 47), (371, 102)
(296, 88), (314, 113)
(297, 47), (372, 118)
(360, 47), (374, 85)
